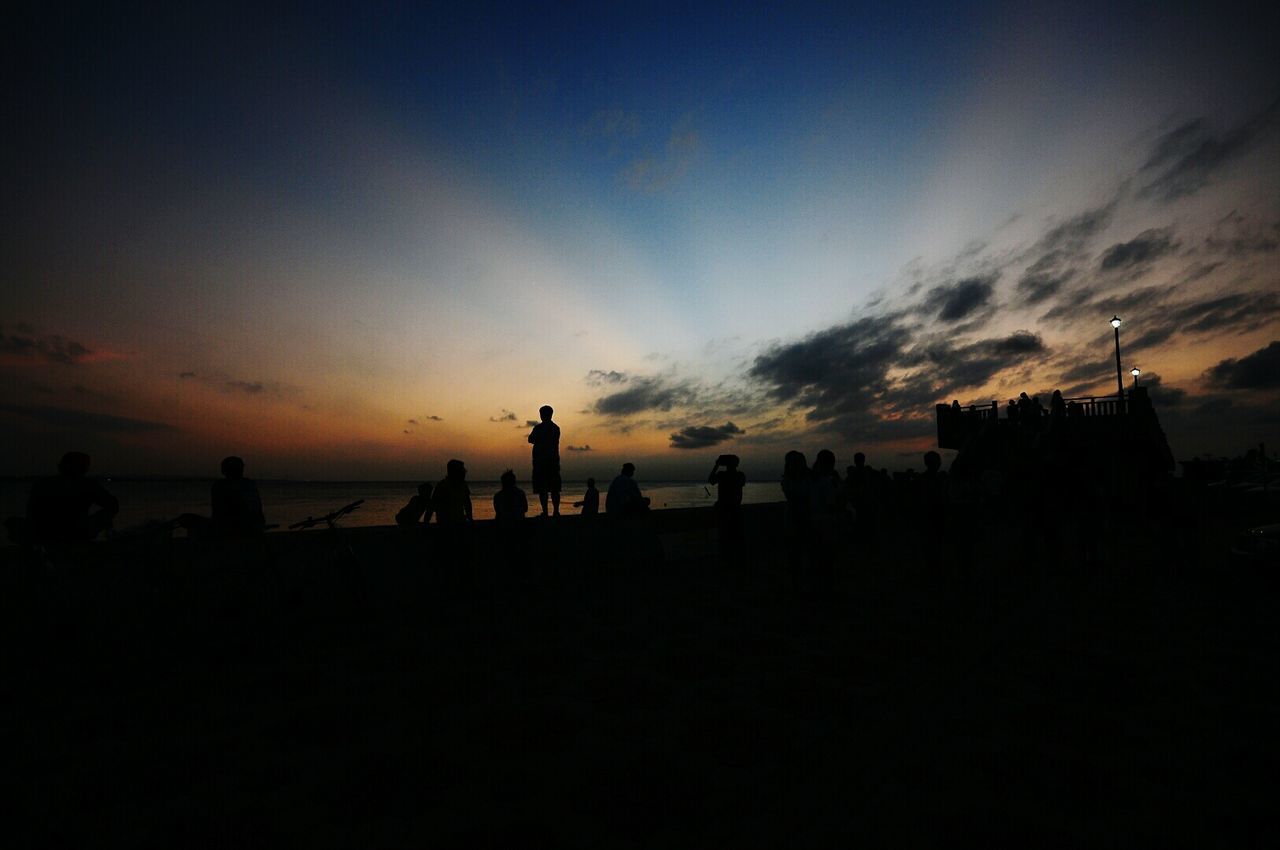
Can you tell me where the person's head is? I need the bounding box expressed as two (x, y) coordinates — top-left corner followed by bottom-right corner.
(417, 482), (433, 497)
(220, 456), (245, 480)
(58, 451), (91, 477)
(924, 451), (942, 472)
(621, 462), (636, 477)
(854, 452), (866, 467)
(586, 477), (596, 488)
(446, 459), (466, 480)
(783, 450), (808, 478)
(539, 405), (553, 422)
(718, 453), (739, 469)
(1052, 389), (1063, 401)
(1020, 392), (1030, 401)
(500, 469), (517, 489)
(814, 449), (836, 474)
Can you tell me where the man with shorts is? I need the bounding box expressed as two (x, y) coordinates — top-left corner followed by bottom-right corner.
(527, 405), (561, 516)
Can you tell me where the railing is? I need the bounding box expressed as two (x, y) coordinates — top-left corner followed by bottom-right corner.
(935, 389), (1147, 450)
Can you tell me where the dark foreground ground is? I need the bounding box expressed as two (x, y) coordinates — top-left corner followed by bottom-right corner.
(3, 503), (1277, 847)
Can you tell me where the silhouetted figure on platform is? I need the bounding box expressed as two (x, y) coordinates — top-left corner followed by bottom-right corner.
(606, 463), (649, 516)
(493, 469), (529, 523)
(17, 452), (118, 544)
(709, 454), (746, 569)
(528, 405), (562, 516)
(396, 482), (434, 527)
(434, 459), (473, 581)
(1050, 389), (1066, 419)
(211, 456), (266, 538)
(781, 451), (811, 588)
(810, 449), (841, 586)
(573, 477), (600, 515)
(845, 452), (879, 551)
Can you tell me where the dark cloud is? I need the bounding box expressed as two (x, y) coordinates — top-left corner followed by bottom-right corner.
(1139, 98), (1280, 202)
(1204, 211), (1280, 256)
(1097, 228), (1178, 272)
(1015, 202), (1118, 304)
(923, 274), (997, 322)
(586, 369), (629, 386)
(1137, 372), (1187, 408)
(1195, 397), (1233, 416)
(427, 415), (443, 421)
(593, 375), (697, 416)
(524, 420), (539, 427)
(1204, 341), (1280, 389)
(0, 327), (93, 364)
(489, 409), (517, 422)
(0, 403), (177, 433)
(669, 421), (743, 450)
(1016, 253), (1074, 304)
(226, 380), (264, 394)
(407, 418), (419, 425)
(566, 444), (592, 452)
(178, 371), (197, 379)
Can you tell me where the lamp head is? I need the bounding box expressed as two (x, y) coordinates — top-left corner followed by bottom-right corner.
(1110, 316), (1122, 329)
(1130, 367), (1140, 378)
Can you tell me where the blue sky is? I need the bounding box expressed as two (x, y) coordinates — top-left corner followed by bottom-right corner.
(2, 1), (1277, 477)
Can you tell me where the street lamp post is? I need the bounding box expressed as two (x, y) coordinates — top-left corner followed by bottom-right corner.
(1131, 367), (1141, 387)
(1111, 316), (1124, 399)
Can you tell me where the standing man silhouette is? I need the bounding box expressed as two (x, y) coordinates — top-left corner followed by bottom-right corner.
(528, 404), (561, 516)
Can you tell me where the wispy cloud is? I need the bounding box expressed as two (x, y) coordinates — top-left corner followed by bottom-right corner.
(624, 129), (700, 193)
(1203, 341), (1280, 389)
(1139, 97), (1280, 202)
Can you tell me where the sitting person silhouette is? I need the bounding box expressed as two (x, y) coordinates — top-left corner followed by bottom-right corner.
(396, 482), (434, 527)
(606, 463), (650, 516)
(16, 451), (119, 544)
(433, 459), (473, 525)
(573, 477), (600, 515)
(493, 469), (529, 523)
(210, 456), (266, 538)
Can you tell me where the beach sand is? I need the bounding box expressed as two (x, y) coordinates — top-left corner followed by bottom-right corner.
(4, 503), (1276, 846)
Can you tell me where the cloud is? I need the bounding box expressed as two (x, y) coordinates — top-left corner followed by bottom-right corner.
(489, 409), (518, 422)
(593, 374), (698, 416)
(1203, 341), (1280, 389)
(407, 418), (419, 425)
(586, 369), (628, 386)
(923, 274), (997, 322)
(1203, 211), (1280, 257)
(566, 444), (592, 452)
(0, 403), (177, 433)
(624, 129), (700, 193)
(1097, 227), (1178, 272)
(524, 419), (539, 428)
(178, 371), (197, 379)
(427, 415), (443, 421)
(1139, 97), (1280, 202)
(1136, 372), (1187, 407)
(0, 327), (94, 364)
(226, 380), (265, 394)
(669, 421), (744, 450)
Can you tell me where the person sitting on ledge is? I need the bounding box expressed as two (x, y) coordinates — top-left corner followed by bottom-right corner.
(606, 463), (650, 516)
(211, 456), (266, 538)
(15, 451), (119, 544)
(396, 482), (434, 527)
(493, 469), (529, 524)
(573, 477), (600, 515)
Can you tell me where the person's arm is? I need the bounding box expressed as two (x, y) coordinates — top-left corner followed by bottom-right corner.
(528, 423), (539, 445)
(92, 483), (120, 520)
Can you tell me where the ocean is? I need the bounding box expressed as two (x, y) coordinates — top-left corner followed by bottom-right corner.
(1, 477), (786, 532)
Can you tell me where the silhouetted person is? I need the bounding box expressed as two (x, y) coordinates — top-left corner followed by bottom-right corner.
(396, 482), (434, 527)
(434, 459), (473, 581)
(211, 456), (266, 538)
(1007, 399), (1019, 422)
(844, 452), (878, 550)
(573, 477), (600, 515)
(493, 469), (529, 523)
(709, 454), (746, 569)
(528, 405), (561, 516)
(606, 463), (649, 516)
(1050, 389), (1066, 419)
(22, 452), (118, 544)
(781, 451), (811, 588)
(810, 449), (841, 587)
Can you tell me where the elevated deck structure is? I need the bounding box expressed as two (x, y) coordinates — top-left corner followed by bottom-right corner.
(935, 386), (1175, 501)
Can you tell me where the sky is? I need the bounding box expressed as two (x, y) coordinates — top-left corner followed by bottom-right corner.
(2, 1), (1278, 479)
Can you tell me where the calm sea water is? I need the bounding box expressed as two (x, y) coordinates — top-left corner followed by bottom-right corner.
(0, 478), (785, 532)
